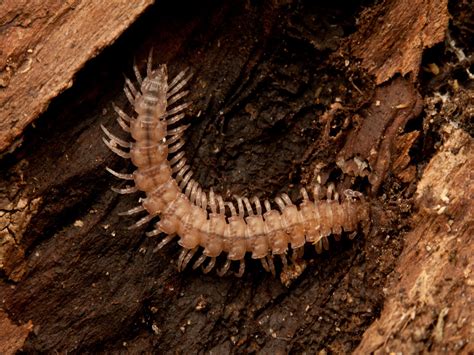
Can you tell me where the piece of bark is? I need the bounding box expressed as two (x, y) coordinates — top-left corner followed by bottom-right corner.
(0, 310), (33, 355)
(355, 125), (473, 354)
(349, 0), (449, 84)
(338, 0), (450, 193)
(0, 0), (154, 154)
(337, 76), (423, 194)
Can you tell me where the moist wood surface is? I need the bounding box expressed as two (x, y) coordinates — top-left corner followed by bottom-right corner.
(1, 0), (472, 353)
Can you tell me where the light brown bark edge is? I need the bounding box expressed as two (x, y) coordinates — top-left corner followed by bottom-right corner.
(355, 125), (473, 354)
(0, 0), (154, 154)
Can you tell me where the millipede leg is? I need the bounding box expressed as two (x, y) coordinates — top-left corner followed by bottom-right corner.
(195, 186), (202, 208)
(168, 68), (188, 90)
(189, 181), (199, 204)
(111, 186), (138, 194)
(168, 90), (189, 106)
(235, 259), (245, 277)
(178, 247), (197, 272)
(168, 139), (186, 153)
(251, 196), (262, 215)
(314, 240), (323, 254)
(184, 179), (196, 198)
(209, 188), (217, 213)
(175, 164), (191, 182)
(128, 214), (153, 229)
(166, 102), (192, 117)
(112, 104), (132, 133)
(153, 234), (176, 252)
(192, 253), (207, 270)
(300, 187), (310, 200)
(116, 116), (130, 133)
(113, 103), (132, 123)
(260, 257), (270, 272)
(226, 201), (237, 216)
(275, 196), (286, 212)
(124, 86), (135, 106)
(146, 228), (161, 237)
(234, 196), (244, 216)
(101, 125), (131, 147)
(267, 255), (276, 276)
(146, 48), (154, 76)
(167, 70), (193, 98)
(326, 183), (336, 200)
(217, 259), (231, 276)
(124, 75), (139, 99)
(312, 184), (322, 200)
(178, 248), (189, 272)
(169, 151), (185, 165)
(281, 193), (293, 206)
(167, 112), (186, 125)
(243, 197), (253, 216)
(322, 236), (330, 250)
(105, 167), (134, 180)
(264, 200), (272, 213)
(202, 257), (216, 274)
(217, 195), (225, 214)
(200, 192), (208, 210)
(171, 158), (187, 173)
(179, 171), (193, 190)
(167, 123), (190, 136)
(102, 137), (131, 159)
(118, 205), (145, 216)
(133, 59), (142, 85)
(166, 132), (184, 146)
(280, 253), (288, 271)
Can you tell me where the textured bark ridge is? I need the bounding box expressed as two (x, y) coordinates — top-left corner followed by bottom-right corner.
(0, 0), (154, 153)
(355, 126), (473, 354)
(1, 0), (471, 353)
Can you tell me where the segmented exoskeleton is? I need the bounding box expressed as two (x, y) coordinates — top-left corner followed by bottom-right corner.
(102, 51), (370, 277)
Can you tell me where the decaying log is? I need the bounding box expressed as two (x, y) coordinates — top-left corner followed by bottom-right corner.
(1, 0), (471, 353)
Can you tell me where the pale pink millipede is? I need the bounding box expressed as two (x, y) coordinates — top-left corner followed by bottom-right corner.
(101, 51), (370, 278)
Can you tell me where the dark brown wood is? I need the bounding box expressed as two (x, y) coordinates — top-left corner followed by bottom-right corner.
(1, 0), (471, 353)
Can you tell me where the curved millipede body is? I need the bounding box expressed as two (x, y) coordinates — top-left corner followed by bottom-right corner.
(102, 51), (370, 278)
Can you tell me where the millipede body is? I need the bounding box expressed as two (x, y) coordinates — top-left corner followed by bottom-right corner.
(102, 52), (370, 278)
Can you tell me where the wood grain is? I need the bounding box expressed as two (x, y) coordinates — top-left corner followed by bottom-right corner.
(349, 0), (449, 84)
(355, 126), (473, 354)
(0, 0), (154, 154)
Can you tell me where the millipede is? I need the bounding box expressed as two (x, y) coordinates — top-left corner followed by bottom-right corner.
(101, 51), (371, 278)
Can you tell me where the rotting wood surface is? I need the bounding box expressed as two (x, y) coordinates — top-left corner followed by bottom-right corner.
(1, 0), (471, 353)
(0, 0), (155, 154)
(349, 0), (449, 84)
(355, 126), (473, 354)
